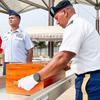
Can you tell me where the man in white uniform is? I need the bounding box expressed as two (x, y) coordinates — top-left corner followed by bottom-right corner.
(18, 1), (100, 100)
(2, 10), (34, 75)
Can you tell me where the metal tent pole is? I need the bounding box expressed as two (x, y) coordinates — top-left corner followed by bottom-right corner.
(95, 0), (100, 34)
(96, 9), (99, 34)
(48, 0), (55, 58)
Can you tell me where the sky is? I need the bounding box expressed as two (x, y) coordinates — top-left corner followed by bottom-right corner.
(0, 9), (48, 34)
(0, 4), (99, 34)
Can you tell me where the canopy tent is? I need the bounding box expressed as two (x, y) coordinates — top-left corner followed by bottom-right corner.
(0, 0), (48, 14)
(0, 0), (100, 13)
(0, 0), (100, 32)
(73, 0), (100, 33)
(25, 26), (63, 41)
(0, 0), (62, 14)
(0, 0), (100, 57)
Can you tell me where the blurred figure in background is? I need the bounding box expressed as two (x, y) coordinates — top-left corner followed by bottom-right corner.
(0, 36), (3, 54)
(0, 36), (3, 66)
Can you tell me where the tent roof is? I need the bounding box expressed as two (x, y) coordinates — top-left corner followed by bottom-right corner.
(0, 0), (49, 14)
(25, 26), (64, 41)
(73, 0), (100, 10)
(72, 0), (100, 5)
(0, 0), (100, 14)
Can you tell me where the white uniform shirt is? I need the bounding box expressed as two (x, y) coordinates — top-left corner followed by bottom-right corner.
(2, 28), (34, 63)
(59, 14), (100, 75)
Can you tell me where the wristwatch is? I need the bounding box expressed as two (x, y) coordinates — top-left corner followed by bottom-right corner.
(33, 73), (41, 82)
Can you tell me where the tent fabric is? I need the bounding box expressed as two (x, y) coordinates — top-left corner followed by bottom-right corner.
(0, 0), (49, 14)
(0, 0), (100, 40)
(0, 0), (100, 14)
(25, 26), (64, 41)
(72, 0), (100, 6)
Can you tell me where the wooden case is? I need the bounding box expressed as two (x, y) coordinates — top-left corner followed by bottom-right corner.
(6, 63), (65, 95)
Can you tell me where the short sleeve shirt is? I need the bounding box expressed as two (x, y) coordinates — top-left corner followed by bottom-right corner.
(1, 28), (34, 63)
(59, 14), (100, 74)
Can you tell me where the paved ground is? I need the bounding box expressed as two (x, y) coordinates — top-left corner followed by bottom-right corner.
(56, 85), (75, 100)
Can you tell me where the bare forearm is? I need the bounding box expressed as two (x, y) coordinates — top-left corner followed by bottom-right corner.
(38, 58), (66, 80)
(38, 51), (75, 80)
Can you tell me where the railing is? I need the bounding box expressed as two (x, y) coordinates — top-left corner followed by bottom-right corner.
(25, 74), (76, 100)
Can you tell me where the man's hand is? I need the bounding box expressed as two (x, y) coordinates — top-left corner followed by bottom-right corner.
(64, 63), (71, 71)
(18, 74), (38, 91)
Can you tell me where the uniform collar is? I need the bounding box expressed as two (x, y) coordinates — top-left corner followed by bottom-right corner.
(67, 14), (78, 25)
(8, 27), (22, 34)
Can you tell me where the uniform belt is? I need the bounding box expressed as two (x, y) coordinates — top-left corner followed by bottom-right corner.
(4, 62), (10, 64)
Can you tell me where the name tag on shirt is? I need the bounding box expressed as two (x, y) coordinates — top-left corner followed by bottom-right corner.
(15, 33), (23, 40)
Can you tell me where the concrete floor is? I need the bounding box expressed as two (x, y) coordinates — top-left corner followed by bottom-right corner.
(56, 85), (75, 100)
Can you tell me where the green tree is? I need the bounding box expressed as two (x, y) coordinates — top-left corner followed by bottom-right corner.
(33, 41), (47, 55)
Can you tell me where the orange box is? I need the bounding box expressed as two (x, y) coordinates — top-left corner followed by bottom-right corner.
(6, 63), (65, 95)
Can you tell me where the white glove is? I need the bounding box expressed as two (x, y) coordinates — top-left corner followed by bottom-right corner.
(18, 74), (38, 91)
